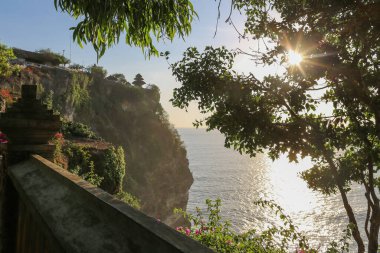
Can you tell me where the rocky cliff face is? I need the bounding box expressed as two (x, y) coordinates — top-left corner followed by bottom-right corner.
(5, 65), (193, 226)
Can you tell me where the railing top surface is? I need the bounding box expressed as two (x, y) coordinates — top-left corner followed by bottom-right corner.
(8, 155), (213, 253)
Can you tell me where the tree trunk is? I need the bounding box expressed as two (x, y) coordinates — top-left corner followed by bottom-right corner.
(368, 207), (380, 253)
(337, 185), (365, 253)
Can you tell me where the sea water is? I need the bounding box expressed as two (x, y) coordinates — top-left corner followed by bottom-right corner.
(178, 128), (367, 250)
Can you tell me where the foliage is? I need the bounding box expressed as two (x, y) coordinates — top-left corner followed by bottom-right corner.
(64, 143), (104, 187)
(106, 73), (129, 85)
(68, 72), (91, 108)
(176, 199), (351, 253)
(116, 191), (141, 209)
(53, 132), (64, 166)
(81, 161), (104, 187)
(0, 43), (19, 80)
(132, 73), (146, 87)
(42, 89), (54, 110)
(102, 146), (126, 194)
(171, 1), (380, 252)
(35, 48), (70, 65)
(61, 120), (100, 140)
(53, 0), (196, 58)
(69, 64), (85, 70)
(87, 65), (107, 79)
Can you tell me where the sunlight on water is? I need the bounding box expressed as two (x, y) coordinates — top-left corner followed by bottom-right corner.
(269, 156), (319, 215)
(178, 128), (367, 250)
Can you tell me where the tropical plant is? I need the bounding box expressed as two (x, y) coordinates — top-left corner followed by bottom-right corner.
(170, 1), (380, 252)
(53, 0), (196, 58)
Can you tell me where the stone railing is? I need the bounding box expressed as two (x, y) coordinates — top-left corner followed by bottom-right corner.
(0, 85), (213, 253)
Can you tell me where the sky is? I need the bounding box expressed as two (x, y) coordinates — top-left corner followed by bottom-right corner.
(0, 0), (276, 128)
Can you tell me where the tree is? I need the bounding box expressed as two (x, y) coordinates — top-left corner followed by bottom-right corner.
(132, 74), (146, 87)
(69, 64), (85, 71)
(171, 1), (380, 252)
(35, 48), (70, 66)
(54, 0), (196, 58)
(106, 73), (129, 85)
(87, 65), (107, 79)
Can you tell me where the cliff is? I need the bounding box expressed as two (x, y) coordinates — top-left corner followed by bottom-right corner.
(3, 64), (193, 226)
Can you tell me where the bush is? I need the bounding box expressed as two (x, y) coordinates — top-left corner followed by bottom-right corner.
(116, 191), (140, 209)
(61, 120), (100, 140)
(175, 199), (352, 253)
(87, 65), (107, 79)
(64, 143), (103, 187)
(35, 48), (70, 65)
(102, 146), (126, 194)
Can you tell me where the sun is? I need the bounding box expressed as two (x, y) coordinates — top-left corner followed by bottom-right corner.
(288, 50), (303, 65)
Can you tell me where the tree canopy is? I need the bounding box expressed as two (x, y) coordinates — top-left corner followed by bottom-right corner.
(171, 1), (380, 252)
(54, 0), (196, 58)
(107, 73), (129, 85)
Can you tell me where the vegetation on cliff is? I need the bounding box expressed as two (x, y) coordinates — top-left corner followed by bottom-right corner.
(1, 50), (192, 226)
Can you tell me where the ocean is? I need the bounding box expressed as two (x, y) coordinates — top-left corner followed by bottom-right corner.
(178, 128), (367, 250)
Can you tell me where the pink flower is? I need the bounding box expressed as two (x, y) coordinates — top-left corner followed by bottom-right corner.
(176, 226), (183, 231)
(185, 228), (191, 236)
(54, 132), (63, 139)
(0, 132), (8, 143)
(195, 229), (201, 235)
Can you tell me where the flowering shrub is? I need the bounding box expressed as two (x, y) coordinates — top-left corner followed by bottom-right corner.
(0, 88), (13, 104)
(0, 132), (8, 144)
(175, 199), (351, 253)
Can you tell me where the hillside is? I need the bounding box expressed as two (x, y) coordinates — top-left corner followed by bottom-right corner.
(2, 63), (193, 227)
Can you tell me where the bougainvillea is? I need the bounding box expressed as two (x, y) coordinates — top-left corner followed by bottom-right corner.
(0, 88), (13, 104)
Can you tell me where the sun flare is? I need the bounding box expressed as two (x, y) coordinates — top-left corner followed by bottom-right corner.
(288, 50), (303, 65)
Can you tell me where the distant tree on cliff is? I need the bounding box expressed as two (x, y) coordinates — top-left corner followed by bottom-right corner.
(87, 65), (107, 79)
(132, 74), (146, 87)
(54, 0), (196, 58)
(69, 64), (85, 71)
(171, 1), (380, 252)
(35, 48), (70, 66)
(106, 73), (129, 85)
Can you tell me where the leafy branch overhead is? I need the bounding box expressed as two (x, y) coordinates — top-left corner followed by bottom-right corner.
(54, 0), (197, 58)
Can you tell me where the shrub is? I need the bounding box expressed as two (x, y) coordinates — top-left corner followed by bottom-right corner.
(175, 199), (352, 253)
(61, 120), (100, 140)
(64, 143), (103, 187)
(116, 191), (140, 209)
(102, 146), (126, 194)
(87, 65), (107, 79)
